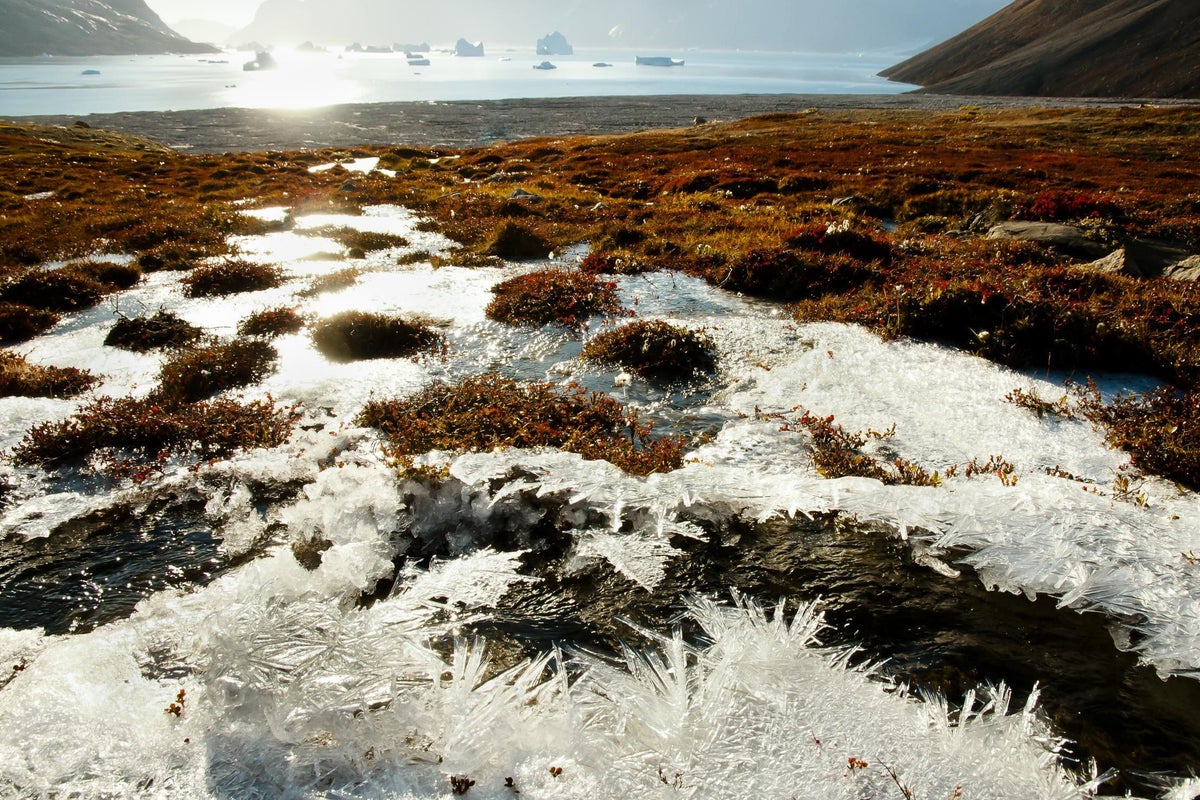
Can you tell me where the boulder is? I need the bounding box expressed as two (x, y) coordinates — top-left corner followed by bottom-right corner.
(985, 221), (1107, 258)
(1164, 255), (1200, 282)
(1126, 238), (1193, 275)
(1082, 240), (1196, 279)
(1082, 248), (1142, 278)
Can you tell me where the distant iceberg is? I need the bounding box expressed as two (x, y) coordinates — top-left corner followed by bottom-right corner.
(536, 31), (573, 56)
(454, 38), (484, 57)
(635, 55), (684, 67)
(241, 50), (277, 71)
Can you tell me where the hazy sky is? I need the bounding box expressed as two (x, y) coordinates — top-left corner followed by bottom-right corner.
(145, 0), (1009, 49)
(148, 0), (257, 26)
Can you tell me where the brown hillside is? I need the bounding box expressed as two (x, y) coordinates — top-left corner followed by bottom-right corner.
(882, 0), (1200, 98)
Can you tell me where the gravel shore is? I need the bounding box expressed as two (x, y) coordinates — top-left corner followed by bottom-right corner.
(10, 92), (1189, 153)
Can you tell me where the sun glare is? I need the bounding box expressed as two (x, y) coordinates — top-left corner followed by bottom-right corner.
(221, 52), (360, 110)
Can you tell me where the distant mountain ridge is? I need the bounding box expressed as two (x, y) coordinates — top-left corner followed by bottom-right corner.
(0, 0), (217, 56)
(231, 0), (1005, 53)
(881, 0), (1200, 98)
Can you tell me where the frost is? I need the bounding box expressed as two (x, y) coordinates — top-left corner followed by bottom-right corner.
(4, 202), (1200, 793)
(572, 529), (682, 590)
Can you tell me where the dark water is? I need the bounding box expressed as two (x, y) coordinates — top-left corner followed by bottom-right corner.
(480, 511), (1200, 796)
(4, 474), (1199, 795)
(0, 494), (222, 634)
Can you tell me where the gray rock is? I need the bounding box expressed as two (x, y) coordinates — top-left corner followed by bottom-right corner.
(1126, 238), (1193, 275)
(1083, 240), (1196, 279)
(508, 187), (543, 201)
(1083, 248), (1141, 278)
(985, 221), (1108, 258)
(1164, 255), (1200, 281)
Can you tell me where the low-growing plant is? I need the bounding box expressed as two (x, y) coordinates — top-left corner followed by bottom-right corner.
(181, 259), (285, 297)
(1003, 387), (1077, 420)
(304, 226), (410, 257)
(785, 222), (892, 263)
(310, 310), (444, 362)
(0, 350), (98, 398)
(0, 303), (58, 344)
(945, 454), (1020, 486)
(484, 220), (553, 260)
(778, 410), (941, 487)
(69, 260), (142, 291)
(0, 268), (104, 311)
(154, 337), (278, 404)
(692, 248), (875, 302)
(1023, 190), (1123, 222)
(357, 372), (688, 476)
(396, 249), (433, 266)
(136, 242), (207, 272)
(104, 310), (202, 351)
(297, 267), (361, 297)
(486, 268), (621, 327)
(11, 394), (298, 477)
(582, 320), (717, 381)
(237, 306), (305, 338)
(1075, 381), (1200, 490)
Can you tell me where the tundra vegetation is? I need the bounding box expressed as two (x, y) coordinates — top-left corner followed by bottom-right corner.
(2, 108), (1199, 483)
(581, 319), (717, 381)
(356, 372), (688, 476)
(310, 310), (445, 361)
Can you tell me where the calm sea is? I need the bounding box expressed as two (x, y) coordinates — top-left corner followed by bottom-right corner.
(0, 48), (914, 116)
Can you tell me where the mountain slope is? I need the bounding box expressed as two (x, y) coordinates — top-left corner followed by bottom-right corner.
(881, 0), (1200, 98)
(0, 0), (218, 56)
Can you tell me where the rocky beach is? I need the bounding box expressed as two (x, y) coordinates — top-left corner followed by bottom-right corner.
(15, 92), (1195, 152)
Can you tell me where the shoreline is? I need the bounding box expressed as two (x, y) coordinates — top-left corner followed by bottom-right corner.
(9, 92), (1197, 153)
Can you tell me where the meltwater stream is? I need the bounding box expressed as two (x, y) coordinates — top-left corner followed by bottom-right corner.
(1, 199), (1199, 798)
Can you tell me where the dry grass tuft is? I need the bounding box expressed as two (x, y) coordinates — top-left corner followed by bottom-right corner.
(11, 395), (298, 479)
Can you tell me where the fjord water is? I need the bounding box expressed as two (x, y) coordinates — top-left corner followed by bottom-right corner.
(1, 189), (1199, 797)
(0, 48), (913, 116)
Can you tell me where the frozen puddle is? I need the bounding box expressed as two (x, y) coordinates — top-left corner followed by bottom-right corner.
(0, 203), (1198, 797)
